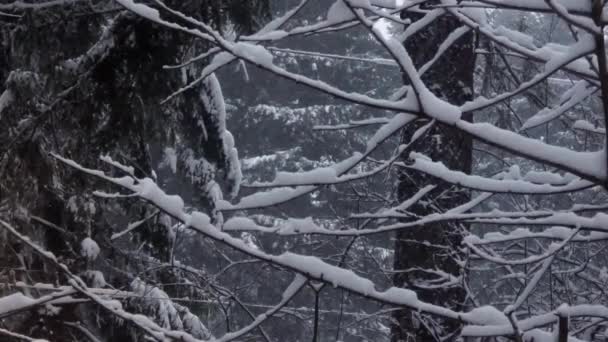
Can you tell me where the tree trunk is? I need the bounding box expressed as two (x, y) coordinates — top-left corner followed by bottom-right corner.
(391, 7), (475, 342)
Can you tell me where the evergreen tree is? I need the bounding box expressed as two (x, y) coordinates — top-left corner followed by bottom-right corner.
(0, 1), (267, 340)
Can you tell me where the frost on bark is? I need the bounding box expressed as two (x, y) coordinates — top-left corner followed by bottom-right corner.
(392, 7), (475, 342)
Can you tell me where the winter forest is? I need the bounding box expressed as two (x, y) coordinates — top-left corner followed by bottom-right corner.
(3, 0), (608, 341)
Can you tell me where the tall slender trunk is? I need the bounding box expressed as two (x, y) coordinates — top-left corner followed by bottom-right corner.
(391, 8), (476, 342)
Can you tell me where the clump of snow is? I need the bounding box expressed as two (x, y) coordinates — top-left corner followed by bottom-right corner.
(205, 181), (225, 225)
(277, 167), (336, 185)
(277, 252), (376, 291)
(81, 237), (100, 260)
(138, 178), (185, 214)
(600, 267), (608, 282)
(67, 196), (78, 213)
(367, 114), (415, 151)
(0, 292), (35, 315)
(180, 308), (212, 339)
(463, 306), (510, 325)
(222, 131), (242, 198)
(0, 89), (14, 120)
(462, 234), (482, 244)
(40, 303), (61, 316)
(277, 217), (323, 235)
(217, 186), (315, 210)
(556, 303), (570, 317)
(494, 26), (536, 49)
(222, 216), (325, 235)
(116, 0), (161, 21)
(202, 74), (242, 198)
(253, 159), (351, 187)
(327, 0), (355, 22)
(381, 286), (418, 304)
(247, 30), (289, 41)
(460, 5), (487, 24)
(544, 36), (594, 72)
(100, 154), (135, 175)
(523, 170), (576, 185)
(574, 119), (605, 134)
(160, 147), (178, 173)
(103, 299), (123, 311)
(130, 278), (182, 330)
(223, 217), (261, 231)
(419, 88), (462, 124)
(187, 211), (211, 229)
(241, 232), (259, 250)
(83, 270), (106, 288)
(233, 42), (274, 66)
(210, 51), (234, 67)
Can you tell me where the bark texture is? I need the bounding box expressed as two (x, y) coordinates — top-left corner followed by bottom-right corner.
(391, 8), (476, 342)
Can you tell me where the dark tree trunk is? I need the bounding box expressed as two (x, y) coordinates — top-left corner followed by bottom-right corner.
(391, 8), (476, 342)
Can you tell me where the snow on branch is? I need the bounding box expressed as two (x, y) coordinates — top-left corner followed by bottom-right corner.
(0, 219), (208, 342)
(25, 0), (608, 339)
(400, 153), (594, 194)
(0, 327), (48, 342)
(52, 153), (539, 328)
(116, 0), (608, 188)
